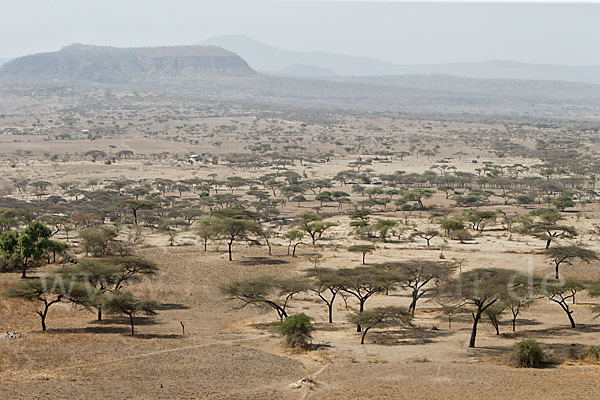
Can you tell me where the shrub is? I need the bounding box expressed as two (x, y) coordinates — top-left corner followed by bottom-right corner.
(582, 345), (600, 364)
(451, 229), (472, 243)
(278, 313), (314, 349)
(509, 339), (544, 368)
(79, 227), (117, 256)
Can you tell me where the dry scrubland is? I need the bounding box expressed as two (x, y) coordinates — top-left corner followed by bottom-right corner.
(2, 94), (600, 399)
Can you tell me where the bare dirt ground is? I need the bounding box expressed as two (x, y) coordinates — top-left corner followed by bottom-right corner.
(3, 245), (600, 399)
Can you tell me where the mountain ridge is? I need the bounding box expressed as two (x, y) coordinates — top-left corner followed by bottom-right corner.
(200, 35), (600, 84)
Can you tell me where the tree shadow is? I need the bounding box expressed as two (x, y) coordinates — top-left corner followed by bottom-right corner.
(307, 342), (333, 350)
(472, 342), (586, 367)
(506, 323), (600, 339)
(506, 318), (544, 328)
(314, 322), (346, 332)
(543, 342), (587, 362)
(47, 326), (130, 334)
(131, 333), (183, 339)
(238, 257), (289, 266)
(366, 327), (452, 346)
(249, 321), (279, 331)
(89, 316), (160, 326)
(155, 303), (190, 311)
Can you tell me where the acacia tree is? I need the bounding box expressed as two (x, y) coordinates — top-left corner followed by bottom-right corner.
(283, 229), (304, 257)
(543, 245), (598, 279)
(307, 268), (343, 323)
(61, 256), (158, 320)
(102, 292), (157, 335)
(118, 199), (156, 225)
(337, 266), (396, 332)
(211, 209), (263, 261)
(439, 268), (526, 347)
(411, 229), (439, 246)
(196, 219), (218, 251)
(402, 189), (435, 209)
(506, 286), (534, 332)
(435, 298), (465, 330)
(484, 304), (505, 335)
(220, 276), (308, 321)
(3, 276), (98, 332)
(462, 210), (496, 233)
(542, 278), (584, 328)
(348, 244), (376, 264)
(295, 213), (336, 245)
(533, 222), (577, 249)
(372, 219), (397, 242)
(439, 217), (465, 237)
(349, 306), (413, 344)
(384, 260), (456, 316)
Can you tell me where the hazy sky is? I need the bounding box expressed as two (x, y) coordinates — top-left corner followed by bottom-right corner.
(3, 0), (600, 65)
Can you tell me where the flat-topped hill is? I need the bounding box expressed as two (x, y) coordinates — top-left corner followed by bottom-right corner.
(0, 44), (255, 83)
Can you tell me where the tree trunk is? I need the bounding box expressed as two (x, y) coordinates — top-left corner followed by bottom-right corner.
(328, 302), (333, 324)
(492, 319), (499, 335)
(38, 309), (48, 332)
(564, 308), (576, 328)
(362, 252), (366, 265)
(228, 241), (233, 261)
(360, 327), (370, 344)
(278, 308), (288, 321)
(357, 300), (365, 332)
(97, 307), (102, 321)
(546, 238), (552, 249)
(129, 314), (135, 335)
(555, 262), (560, 279)
(21, 262), (27, 279)
(469, 310), (482, 348)
(409, 296), (417, 317)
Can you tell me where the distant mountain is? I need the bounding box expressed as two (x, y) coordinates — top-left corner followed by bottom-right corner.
(270, 64), (337, 78)
(200, 35), (600, 84)
(4, 43), (600, 119)
(389, 61), (600, 86)
(200, 35), (398, 76)
(0, 44), (255, 83)
(339, 74), (600, 101)
(0, 58), (10, 66)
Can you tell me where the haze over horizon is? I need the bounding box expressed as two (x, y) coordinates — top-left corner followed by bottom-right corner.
(3, 0), (600, 66)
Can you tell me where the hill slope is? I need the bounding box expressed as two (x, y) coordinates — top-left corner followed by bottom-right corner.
(0, 44), (255, 83)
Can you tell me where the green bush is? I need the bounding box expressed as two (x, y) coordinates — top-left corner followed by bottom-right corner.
(509, 339), (545, 368)
(582, 345), (600, 364)
(278, 313), (314, 349)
